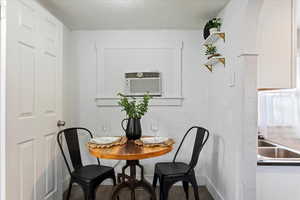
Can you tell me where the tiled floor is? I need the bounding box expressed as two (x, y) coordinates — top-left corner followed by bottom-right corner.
(64, 185), (214, 200)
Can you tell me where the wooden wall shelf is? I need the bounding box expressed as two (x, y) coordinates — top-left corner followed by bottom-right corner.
(204, 56), (225, 72)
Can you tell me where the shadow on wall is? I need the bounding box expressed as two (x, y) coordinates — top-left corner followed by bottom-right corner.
(206, 133), (226, 190)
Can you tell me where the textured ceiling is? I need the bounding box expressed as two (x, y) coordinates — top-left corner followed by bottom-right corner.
(37, 0), (229, 30)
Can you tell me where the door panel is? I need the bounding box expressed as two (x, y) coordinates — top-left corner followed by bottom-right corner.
(6, 0), (63, 200)
(44, 133), (57, 196)
(41, 53), (57, 114)
(18, 43), (36, 117)
(43, 19), (57, 57)
(19, 140), (36, 200)
(19, 0), (36, 48)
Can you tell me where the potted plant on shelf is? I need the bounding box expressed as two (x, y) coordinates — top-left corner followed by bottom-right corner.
(118, 93), (151, 140)
(207, 18), (222, 35)
(205, 44), (221, 59)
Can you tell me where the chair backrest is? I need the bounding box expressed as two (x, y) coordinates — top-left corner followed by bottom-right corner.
(57, 127), (100, 175)
(173, 126), (209, 170)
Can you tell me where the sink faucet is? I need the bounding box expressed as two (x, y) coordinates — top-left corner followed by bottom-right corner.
(258, 131), (265, 140)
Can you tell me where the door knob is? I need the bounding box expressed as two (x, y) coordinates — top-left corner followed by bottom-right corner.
(57, 120), (66, 127)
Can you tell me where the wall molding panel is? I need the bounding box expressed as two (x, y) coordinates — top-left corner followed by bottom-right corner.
(95, 40), (183, 106)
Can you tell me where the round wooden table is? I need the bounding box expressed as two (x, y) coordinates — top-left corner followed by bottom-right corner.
(88, 139), (174, 200)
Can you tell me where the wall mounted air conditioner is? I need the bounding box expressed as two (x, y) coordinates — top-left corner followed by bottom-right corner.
(125, 72), (162, 96)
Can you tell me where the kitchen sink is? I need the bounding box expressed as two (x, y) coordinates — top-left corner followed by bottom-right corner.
(258, 147), (300, 159)
(258, 140), (276, 147)
(257, 140), (300, 164)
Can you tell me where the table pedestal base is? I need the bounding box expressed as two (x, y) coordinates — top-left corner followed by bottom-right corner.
(112, 160), (156, 200)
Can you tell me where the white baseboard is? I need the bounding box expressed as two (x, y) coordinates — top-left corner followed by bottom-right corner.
(63, 176), (71, 192)
(205, 176), (225, 200)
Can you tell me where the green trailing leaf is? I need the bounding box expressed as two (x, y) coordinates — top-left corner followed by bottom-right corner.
(205, 44), (217, 56)
(117, 93), (152, 119)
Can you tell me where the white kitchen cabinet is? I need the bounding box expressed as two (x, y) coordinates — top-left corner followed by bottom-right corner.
(257, 166), (300, 200)
(257, 0), (296, 89)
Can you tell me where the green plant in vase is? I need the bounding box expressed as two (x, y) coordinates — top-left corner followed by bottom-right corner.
(207, 17), (222, 34)
(118, 93), (151, 140)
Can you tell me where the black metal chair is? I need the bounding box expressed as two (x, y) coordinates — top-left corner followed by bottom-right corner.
(57, 127), (117, 200)
(152, 126), (209, 200)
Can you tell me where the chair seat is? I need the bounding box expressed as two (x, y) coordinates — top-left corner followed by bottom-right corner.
(72, 164), (114, 183)
(155, 162), (190, 176)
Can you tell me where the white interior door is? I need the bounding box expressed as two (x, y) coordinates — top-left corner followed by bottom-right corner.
(5, 0), (63, 199)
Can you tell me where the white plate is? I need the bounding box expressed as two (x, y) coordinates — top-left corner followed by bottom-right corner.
(90, 137), (121, 145)
(141, 137), (169, 144)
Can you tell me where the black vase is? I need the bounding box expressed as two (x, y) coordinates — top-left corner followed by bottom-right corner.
(121, 118), (142, 140)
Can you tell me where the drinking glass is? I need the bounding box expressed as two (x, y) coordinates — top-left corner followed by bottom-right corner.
(151, 119), (159, 142)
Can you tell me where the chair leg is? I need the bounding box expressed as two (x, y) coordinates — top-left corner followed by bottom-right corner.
(182, 181), (189, 200)
(83, 187), (96, 200)
(131, 189), (136, 200)
(112, 174), (117, 186)
(152, 173), (158, 190)
(162, 182), (172, 200)
(112, 175), (120, 200)
(159, 181), (163, 200)
(117, 173), (122, 184)
(66, 180), (73, 200)
(190, 176), (199, 200)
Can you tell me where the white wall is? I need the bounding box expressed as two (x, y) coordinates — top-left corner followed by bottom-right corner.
(65, 30), (210, 183)
(63, 26), (78, 127)
(205, 0), (261, 200)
